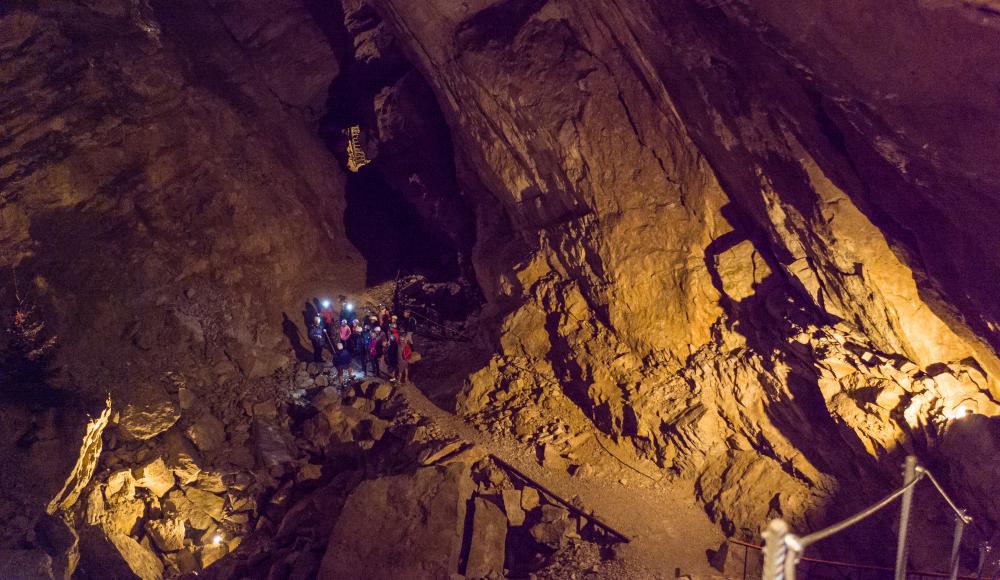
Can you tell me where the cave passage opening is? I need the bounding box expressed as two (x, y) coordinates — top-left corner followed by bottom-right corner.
(342, 163), (463, 285)
(308, 0), (474, 287)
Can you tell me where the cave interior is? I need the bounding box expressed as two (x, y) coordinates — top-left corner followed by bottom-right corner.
(1, 0), (999, 579)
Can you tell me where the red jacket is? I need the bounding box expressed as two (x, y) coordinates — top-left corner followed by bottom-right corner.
(320, 306), (335, 325)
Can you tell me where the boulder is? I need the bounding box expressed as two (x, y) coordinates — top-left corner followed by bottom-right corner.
(540, 503), (568, 523)
(312, 387), (343, 414)
(252, 400), (278, 419)
(145, 518), (185, 552)
(359, 417), (389, 441)
(46, 402), (112, 515)
(520, 486), (541, 511)
(348, 397), (376, 415)
(193, 471), (227, 493)
(530, 517), (573, 549)
(103, 496), (145, 536)
(296, 463), (324, 483)
(186, 413), (227, 453)
(185, 488), (225, 522)
(132, 458), (175, 497)
(199, 543), (228, 568)
(163, 549), (199, 576)
(177, 388), (198, 411)
(105, 530), (164, 580)
(164, 489), (214, 530)
(501, 489), (526, 526)
(164, 430), (203, 485)
(105, 469), (136, 502)
(538, 443), (569, 471)
(118, 400), (180, 441)
(318, 463), (473, 579)
(84, 486), (105, 526)
(418, 440), (464, 466)
(252, 419), (294, 471)
(79, 526), (163, 580)
(465, 497), (508, 578)
(319, 406), (371, 445)
(371, 382), (393, 401)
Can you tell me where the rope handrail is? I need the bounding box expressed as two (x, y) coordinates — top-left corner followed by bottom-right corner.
(728, 539), (984, 579)
(919, 466), (974, 524)
(404, 307), (472, 341)
(761, 455), (986, 580)
(796, 472), (925, 549)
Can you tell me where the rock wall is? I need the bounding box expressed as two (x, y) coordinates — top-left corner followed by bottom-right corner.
(373, 0), (1000, 555)
(0, 0), (362, 400)
(0, 0), (361, 567)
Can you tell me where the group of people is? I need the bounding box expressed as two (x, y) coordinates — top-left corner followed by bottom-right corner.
(307, 296), (420, 384)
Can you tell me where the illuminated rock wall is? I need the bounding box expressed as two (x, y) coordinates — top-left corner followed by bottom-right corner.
(375, 0), (1000, 554)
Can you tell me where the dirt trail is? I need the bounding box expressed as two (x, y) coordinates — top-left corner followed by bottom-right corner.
(393, 379), (728, 579)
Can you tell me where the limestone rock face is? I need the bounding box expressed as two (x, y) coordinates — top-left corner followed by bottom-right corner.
(318, 463), (473, 579)
(0, 550), (55, 580)
(374, 0), (1000, 548)
(0, 0), (363, 406)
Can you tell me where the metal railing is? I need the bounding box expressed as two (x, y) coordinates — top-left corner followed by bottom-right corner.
(761, 455), (988, 580)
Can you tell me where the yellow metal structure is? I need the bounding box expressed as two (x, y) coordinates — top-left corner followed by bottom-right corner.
(346, 125), (370, 172)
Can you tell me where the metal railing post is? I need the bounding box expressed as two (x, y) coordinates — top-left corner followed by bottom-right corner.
(949, 511), (966, 580)
(762, 519), (791, 580)
(976, 543), (990, 580)
(895, 455), (918, 580)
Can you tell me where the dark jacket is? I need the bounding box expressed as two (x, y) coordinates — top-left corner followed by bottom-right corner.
(401, 315), (417, 334)
(335, 346), (351, 368)
(385, 340), (399, 367)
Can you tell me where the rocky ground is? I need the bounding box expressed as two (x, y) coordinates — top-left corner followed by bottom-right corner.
(15, 350), (681, 579)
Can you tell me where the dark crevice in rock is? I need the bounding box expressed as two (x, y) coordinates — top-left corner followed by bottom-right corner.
(308, 0), (478, 286)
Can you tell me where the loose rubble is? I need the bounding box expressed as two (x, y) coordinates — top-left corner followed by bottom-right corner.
(26, 361), (626, 579)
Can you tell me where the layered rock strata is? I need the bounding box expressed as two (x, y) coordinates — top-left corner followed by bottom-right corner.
(373, 0), (1000, 559)
(0, 0), (363, 398)
(0, 0), (361, 572)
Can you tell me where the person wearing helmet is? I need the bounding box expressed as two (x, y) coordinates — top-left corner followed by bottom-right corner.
(367, 326), (382, 375)
(401, 309), (417, 335)
(379, 305), (391, 331)
(319, 300), (335, 332)
(339, 319), (351, 344)
(339, 296), (353, 325)
(359, 322), (373, 375)
(334, 340), (353, 384)
(385, 332), (399, 382)
(308, 316), (326, 363)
